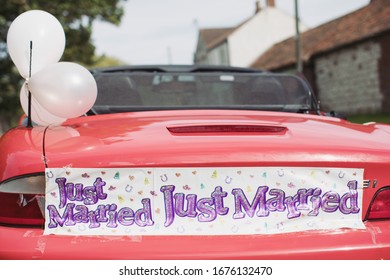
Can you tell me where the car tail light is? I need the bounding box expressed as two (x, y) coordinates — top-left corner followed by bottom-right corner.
(0, 175), (45, 227)
(366, 187), (390, 220)
(167, 124), (287, 134)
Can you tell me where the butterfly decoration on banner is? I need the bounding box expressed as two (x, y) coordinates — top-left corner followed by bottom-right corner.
(7, 10), (97, 126)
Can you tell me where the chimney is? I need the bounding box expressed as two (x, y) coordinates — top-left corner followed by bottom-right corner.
(267, 0), (275, 7)
(255, 0), (261, 13)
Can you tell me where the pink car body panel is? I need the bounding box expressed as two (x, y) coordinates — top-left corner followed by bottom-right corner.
(1, 110), (390, 259)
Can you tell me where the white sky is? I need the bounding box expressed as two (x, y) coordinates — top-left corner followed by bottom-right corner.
(92, 0), (370, 65)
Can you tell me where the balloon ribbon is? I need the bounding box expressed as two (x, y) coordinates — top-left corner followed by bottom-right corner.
(27, 41), (32, 128)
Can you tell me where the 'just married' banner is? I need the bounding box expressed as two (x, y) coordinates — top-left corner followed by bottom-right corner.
(44, 167), (365, 235)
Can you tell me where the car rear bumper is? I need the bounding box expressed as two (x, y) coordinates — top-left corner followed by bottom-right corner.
(1, 221), (389, 260)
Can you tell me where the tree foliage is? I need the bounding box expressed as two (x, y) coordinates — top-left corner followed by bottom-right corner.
(0, 0), (127, 131)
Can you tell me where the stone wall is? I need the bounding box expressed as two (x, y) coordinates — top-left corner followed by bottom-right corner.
(378, 33), (390, 113)
(314, 40), (382, 115)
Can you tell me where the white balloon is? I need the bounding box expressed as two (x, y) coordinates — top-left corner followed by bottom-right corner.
(28, 62), (97, 119)
(7, 10), (65, 78)
(20, 83), (66, 126)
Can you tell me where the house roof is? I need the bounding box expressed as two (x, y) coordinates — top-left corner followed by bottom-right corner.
(251, 0), (390, 70)
(198, 5), (262, 51)
(199, 14), (256, 51)
(199, 28), (236, 50)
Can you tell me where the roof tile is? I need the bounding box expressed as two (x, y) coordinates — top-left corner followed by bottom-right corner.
(199, 28), (235, 50)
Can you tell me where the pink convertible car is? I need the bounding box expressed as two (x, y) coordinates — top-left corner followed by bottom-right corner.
(1, 65), (389, 259)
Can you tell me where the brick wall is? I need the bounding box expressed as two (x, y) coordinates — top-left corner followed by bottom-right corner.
(314, 40), (382, 115)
